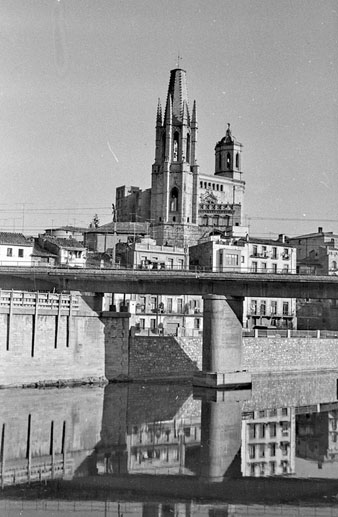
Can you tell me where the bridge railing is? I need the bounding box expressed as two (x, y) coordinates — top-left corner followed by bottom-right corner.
(135, 327), (338, 339)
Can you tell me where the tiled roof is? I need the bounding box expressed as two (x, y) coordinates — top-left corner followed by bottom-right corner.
(86, 221), (149, 234)
(32, 242), (58, 258)
(41, 236), (85, 250)
(0, 232), (32, 246)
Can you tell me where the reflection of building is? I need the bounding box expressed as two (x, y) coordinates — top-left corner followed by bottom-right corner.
(296, 409), (338, 466)
(127, 414), (201, 475)
(241, 407), (296, 477)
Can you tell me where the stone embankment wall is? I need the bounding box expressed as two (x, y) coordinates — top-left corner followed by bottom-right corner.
(0, 291), (127, 388)
(243, 337), (338, 372)
(110, 334), (338, 382)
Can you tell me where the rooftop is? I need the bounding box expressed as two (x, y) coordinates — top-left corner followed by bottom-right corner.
(0, 232), (33, 246)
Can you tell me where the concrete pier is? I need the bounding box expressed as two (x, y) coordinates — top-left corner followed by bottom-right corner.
(194, 295), (251, 389)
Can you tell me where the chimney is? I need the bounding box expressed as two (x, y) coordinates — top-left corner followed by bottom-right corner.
(278, 234), (286, 243)
(318, 227), (323, 233)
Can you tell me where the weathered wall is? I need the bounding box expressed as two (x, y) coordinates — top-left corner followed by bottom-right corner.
(0, 310), (106, 387)
(243, 337), (338, 372)
(128, 335), (199, 380)
(120, 335), (338, 381)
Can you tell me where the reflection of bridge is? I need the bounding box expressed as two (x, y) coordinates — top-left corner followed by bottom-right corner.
(2, 377), (338, 510)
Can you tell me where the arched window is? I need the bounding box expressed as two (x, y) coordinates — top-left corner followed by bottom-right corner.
(170, 187), (179, 212)
(236, 152), (240, 169)
(332, 260), (337, 270)
(218, 153), (222, 170)
(227, 153), (231, 169)
(162, 133), (166, 158)
(173, 132), (179, 161)
(186, 133), (190, 163)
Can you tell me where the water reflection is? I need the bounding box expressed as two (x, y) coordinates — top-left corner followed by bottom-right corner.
(0, 371), (338, 508)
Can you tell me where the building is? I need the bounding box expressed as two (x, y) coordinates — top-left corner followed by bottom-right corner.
(44, 226), (87, 243)
(115, 67), (245, 247)
(85, 221), (149, 254)
(37, 235), (86, 268)
(189, 233), (297, 330)
(287, 227), (338, 329)
(0, 232), (33, 266)
(111, 237), (202, 336)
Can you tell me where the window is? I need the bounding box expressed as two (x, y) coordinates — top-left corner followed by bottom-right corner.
(260, 301), (266, 315)
(6, 248), (12, 257)
(167, 298), (173, 313)
(194, 318), (200, 330)
(270, 423), (277, 438)
(251, 300), (257, 314)
(236, 152), (240, 169)
(261, 262), (267, 272)
(170, 187), (179, 212)
(18, 249), (24, 258)
(272, 263), (277, 274)
(225, 254), (239, 266)
(226, 152), (231, 169)
(269, 443), (276, 457)
(252, 245), (258, 257)
(249, 445), (256, 459)
(251, 261), (258, 273)
(178, 259), (184, 270)
(173, 132), (179, 161)
(282, 302), (289, 316)
(150, 297), (157, 311)
(139, 318), (145, 329)
(272, 247), (277, 259)
(177, 299), (183, 313)
(262, 246), (267, 257)
(168, 258), (174, 269)
(150, 319), (156, 329)
(270, 301), (277, 315)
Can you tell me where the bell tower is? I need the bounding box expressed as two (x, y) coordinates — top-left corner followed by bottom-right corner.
(214, 123), (243, 181)
(151, 68), (199, 246)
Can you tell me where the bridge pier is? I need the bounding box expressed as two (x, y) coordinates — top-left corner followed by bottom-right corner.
(194, 295), (251, 389)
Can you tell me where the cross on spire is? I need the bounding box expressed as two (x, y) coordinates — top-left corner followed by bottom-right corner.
(176, 53), (182, 69)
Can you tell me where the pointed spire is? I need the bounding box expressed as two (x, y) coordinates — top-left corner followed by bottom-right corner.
(191, 100), (197, 126)
(182, 99), (188, 124)
(156, 98), (162, 126)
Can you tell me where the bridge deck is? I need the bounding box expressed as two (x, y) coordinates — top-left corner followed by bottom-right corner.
(0, 267), (337, 298)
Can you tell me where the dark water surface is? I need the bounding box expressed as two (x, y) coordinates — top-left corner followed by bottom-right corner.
(1, 370), (338, 516)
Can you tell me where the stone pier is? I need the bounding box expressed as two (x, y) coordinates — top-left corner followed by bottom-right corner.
(194, 294), (251, 389)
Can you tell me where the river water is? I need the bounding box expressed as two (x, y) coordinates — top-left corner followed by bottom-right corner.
(1, 370), (338, 516)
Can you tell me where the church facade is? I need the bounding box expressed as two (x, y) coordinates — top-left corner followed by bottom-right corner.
(115, 67), (246, 247)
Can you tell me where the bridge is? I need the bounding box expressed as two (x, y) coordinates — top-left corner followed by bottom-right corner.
(0, 266), (337, 298)
(1, 266), (337, 390)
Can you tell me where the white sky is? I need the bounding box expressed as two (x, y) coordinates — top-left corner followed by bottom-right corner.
(0, 0), (337, 237)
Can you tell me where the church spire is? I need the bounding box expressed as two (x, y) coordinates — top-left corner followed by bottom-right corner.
(156, 98), (162, 126)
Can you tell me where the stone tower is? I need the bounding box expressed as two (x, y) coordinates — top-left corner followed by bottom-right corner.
(151, 68), (200, 246)
(214, 123), (243, 182)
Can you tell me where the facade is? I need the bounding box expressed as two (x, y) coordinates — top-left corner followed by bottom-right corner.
(115, 67), (245, 247)
(44, 226), (87, 243)
(287, 227), (338, 329)
(111, 237), (202, 336)
(37, 235), (86, 268)
(189, 234), (297, 330)
(0, 232), (33, 267)
(85, 221), (149, 254)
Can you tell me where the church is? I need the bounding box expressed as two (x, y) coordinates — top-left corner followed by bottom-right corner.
(115, 67), (247, 247)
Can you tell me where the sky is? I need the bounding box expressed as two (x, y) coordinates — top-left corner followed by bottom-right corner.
(0, 0), (337, 238)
